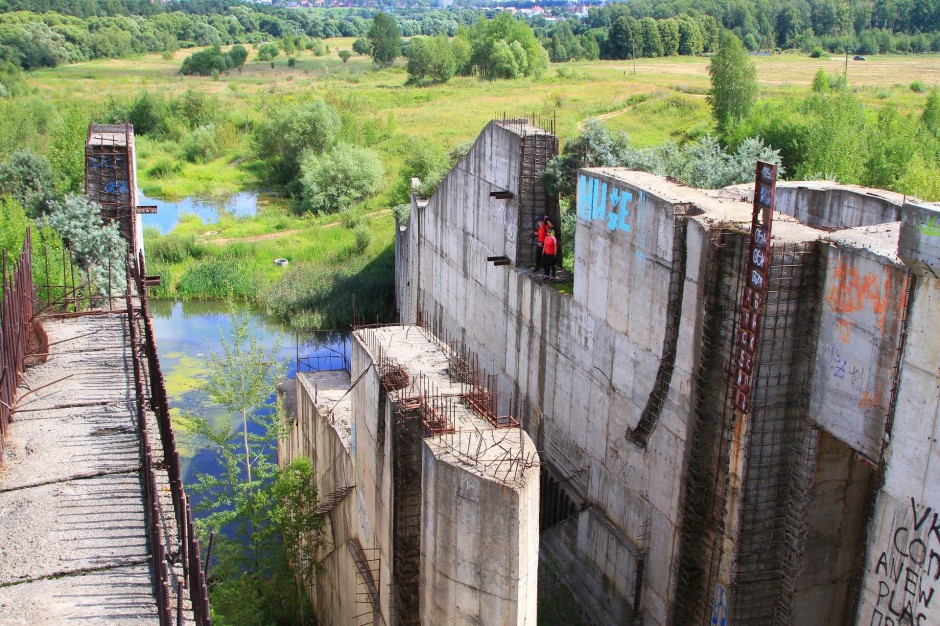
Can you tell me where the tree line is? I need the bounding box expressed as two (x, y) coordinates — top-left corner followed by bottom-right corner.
(533, 0), (940, 61)
(0, 2), (478, 71)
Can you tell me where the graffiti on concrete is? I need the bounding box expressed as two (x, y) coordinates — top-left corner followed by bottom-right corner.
(828, 345), (867, 390)
(919, 216), (940, 237)
(825, 259), (906, 335)
(869, 497), (939, 626)
(711, 584), (728, 626)
(577, 175), (632, 232)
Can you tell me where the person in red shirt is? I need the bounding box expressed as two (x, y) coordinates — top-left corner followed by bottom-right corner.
(542, 228), (558, 278)
(533, 216), (551, 271)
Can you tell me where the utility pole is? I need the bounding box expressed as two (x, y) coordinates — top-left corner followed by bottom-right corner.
(844, 47), (849, 82)
(632, 39), (636, 75)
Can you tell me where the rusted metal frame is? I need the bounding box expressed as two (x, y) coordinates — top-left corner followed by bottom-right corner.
(124, 269), (174, 625)
(132, 252), (211, 625)
(0, 232), (36, 461)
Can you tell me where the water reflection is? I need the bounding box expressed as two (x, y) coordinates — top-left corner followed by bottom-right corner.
(149, 300), (349, 496)
(140, 191), (259, 234)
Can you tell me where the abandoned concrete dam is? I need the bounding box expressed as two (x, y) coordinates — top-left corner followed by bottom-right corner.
(279, 118), (940, 626)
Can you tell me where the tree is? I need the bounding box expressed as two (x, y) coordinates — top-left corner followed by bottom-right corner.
(708, 32), (758, 134)
(368, 11), (401, 67)
(0, 151), (59, 217)
(196, 305), (285, 495)
(658, 19), (680, 56)
(228, 44), (248, 70)
(776, 5), (805, 48)
(187, 311), (322, 626)
(352, 36), (369, 55)
(406, 35), (456, 84)
(253, 99), (341, 183)
(257, 42), (279, 61)
(607, 16), (639, 60)
(299, 143), (385, 214)
(338, 49), (351, 63)
(44, 195), (126, 296)
(640, 17), (663, 57)
(180, 45), (231, 76)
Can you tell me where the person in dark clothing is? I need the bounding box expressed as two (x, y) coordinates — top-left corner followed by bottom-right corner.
(542, 228), (557, 278)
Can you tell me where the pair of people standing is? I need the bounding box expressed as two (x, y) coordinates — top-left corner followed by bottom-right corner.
(534, 215), (557, 279)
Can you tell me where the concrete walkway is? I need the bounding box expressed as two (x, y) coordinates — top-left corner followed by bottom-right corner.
(0, 313), (159, 625)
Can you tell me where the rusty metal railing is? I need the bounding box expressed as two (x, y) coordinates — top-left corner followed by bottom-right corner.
(0, 230), (36, 464)
(127, 251), (211, 625)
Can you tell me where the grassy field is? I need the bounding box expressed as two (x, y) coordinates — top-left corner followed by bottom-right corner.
(23, 47), (940, 323)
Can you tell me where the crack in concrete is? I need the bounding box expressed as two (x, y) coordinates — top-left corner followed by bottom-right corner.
(0, 556), (151, 588)
(0, 466), (141, 494)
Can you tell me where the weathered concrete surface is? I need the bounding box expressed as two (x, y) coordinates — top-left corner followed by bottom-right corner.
(900, 201), (940, 277)
(0, 563), (157, 625)
(0, 314), (159, 624)
(396, 119), (940, 626)
(277, 371), (360, 626)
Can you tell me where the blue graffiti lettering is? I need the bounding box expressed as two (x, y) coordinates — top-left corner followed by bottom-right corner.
(577, 175), (634, 233)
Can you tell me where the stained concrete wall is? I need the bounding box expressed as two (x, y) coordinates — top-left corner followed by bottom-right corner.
(402, 142), (717, 623)
(397, 120), (940, 626)
(421, 435), (540, 625)
(809, 238), (909, 462)
(277, 372), (365, 626)
(855, 273), (940, 626)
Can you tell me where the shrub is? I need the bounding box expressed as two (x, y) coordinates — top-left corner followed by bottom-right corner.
(392, 203), (411, 224)
(911, 81), (927, 93)
(44, 195), (126, 295)
(258, 43), (279, 62)
(147, 157), (183, 179)
(180, 46), (232, 76)
(0, 150), (59, 217)
(809, 47), (825, 58)
(287, 56), (296, 68)
(298, 143), (385, 214)
(182, 125), (222, 163)
(339, 50), (352, 63)
(353, 224), (372, 253)
(253, 99), (342, 184)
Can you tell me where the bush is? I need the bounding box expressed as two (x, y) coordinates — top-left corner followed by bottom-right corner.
(298, 143), (385, 214)
(353, 224), (372, 253)
(287, 56), (296, 68)
(258, 43), (279, 62)
(147, 157), (183, 179)
(182, 125), (223, 163)
(339, 50), (352, 63)
(911, 81), (927, 93)
(253, 99), (341, 184)
(809, 47), (825, 58)
(44, 195), (126, 295)
(180, 46), (233, 76)
(0, 151), (59, 217)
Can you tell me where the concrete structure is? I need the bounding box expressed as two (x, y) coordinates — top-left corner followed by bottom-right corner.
(279, 324), (539, 626)
(394, 119), (940, 625)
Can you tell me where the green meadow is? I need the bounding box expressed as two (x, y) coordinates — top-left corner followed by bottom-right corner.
(21, 44), (940, 325)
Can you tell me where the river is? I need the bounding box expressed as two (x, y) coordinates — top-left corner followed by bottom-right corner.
(139, 190), (259, 235)
(148, 299), (349, 488)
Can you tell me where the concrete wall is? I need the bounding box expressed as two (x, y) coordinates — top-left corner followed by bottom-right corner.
(397, 120), (940, 626)
(855, 274), (940, 626)
(809, 243), (909, 462)
(402, 144), (712, 623)
(421, 436), (540, 625)
(900, 202), (940, 277)
(277, 374), (364, 626)
(350, 337), (394, 624)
